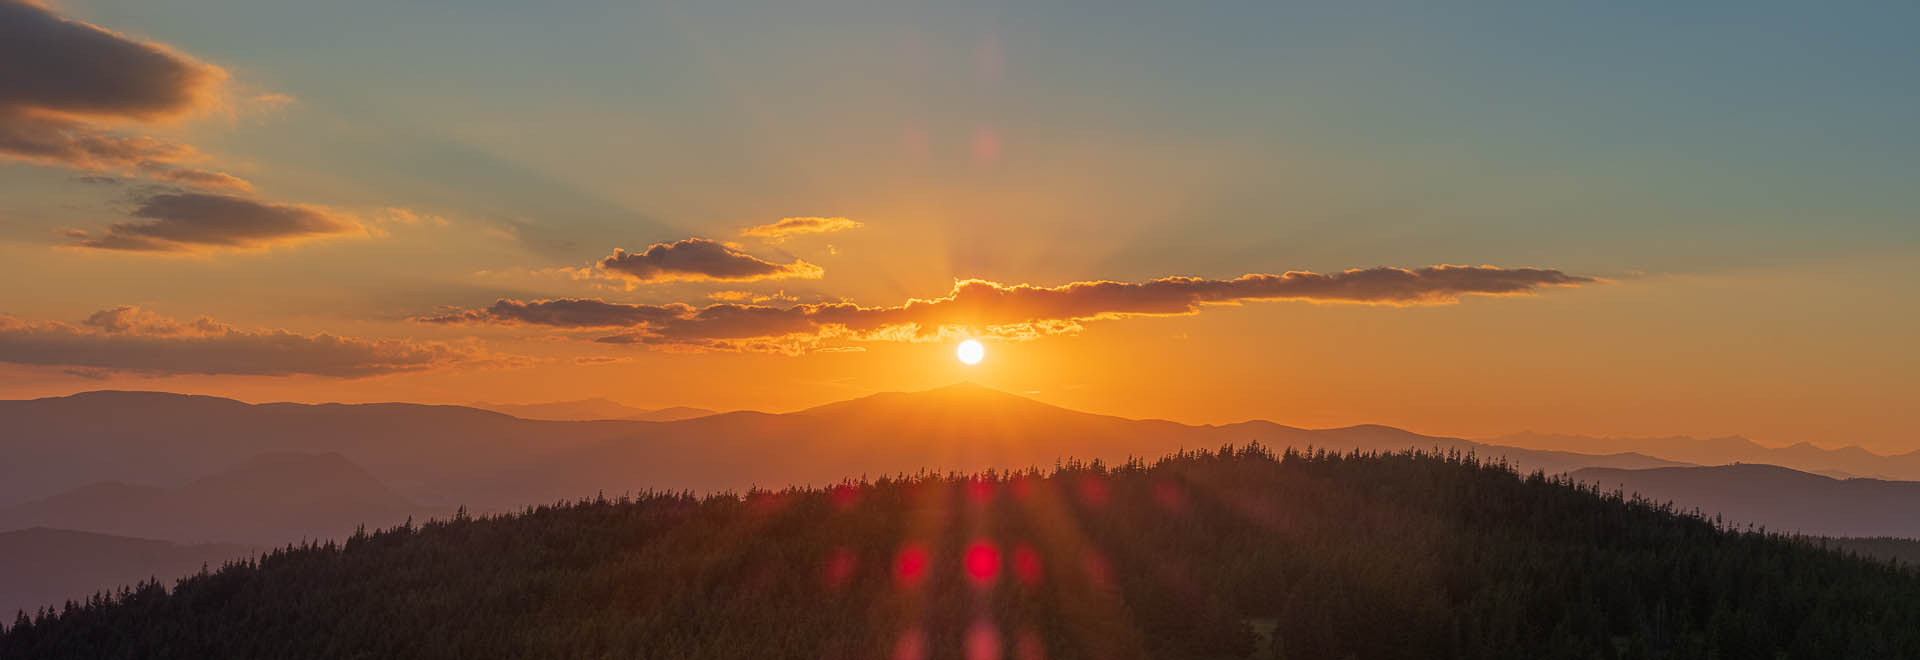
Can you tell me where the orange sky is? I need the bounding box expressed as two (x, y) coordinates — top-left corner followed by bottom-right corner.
(1, 0), (1916, 453)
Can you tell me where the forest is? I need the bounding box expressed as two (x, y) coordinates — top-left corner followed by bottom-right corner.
(4, 445), (1917, 659)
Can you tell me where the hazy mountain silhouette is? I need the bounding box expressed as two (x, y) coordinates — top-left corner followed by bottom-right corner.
(1572, 463), (1920, 538)
(0, 453), (439, 545)
(470, 398), (715, 422)
(474, 383), (1691, 508)
(2, 385), (1688, 514)
(0, 391), (654, 507)
(0, 528), (253, 620)
(1496, 431), (1920, 481)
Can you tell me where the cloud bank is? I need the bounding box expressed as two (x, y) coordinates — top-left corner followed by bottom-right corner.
(421, 265), (1594, 354)
(740, 216), (863, 242)
(65, 192), (365, 252)
(597, 238), (823, 283)
(0, 306), (500, 377)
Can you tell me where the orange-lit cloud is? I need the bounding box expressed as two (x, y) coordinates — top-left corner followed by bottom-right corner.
(597, 238), (823, 283)
(740, 216), (863, 243)
(0, 0), (250, 189)
(421, 265), (1594, 353)
(0, 306), (504, 377)
(64, 192), (365, 252)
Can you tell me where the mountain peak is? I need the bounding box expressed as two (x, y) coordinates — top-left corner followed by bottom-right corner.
(797, 382), (1066, 417)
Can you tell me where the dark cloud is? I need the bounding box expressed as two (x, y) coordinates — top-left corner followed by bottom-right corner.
(0, 106), (192, 166)
(419, 298), (693, 327)
(597, 238), (823, 283)
(67, 192), (364, 252)
(0, 0), (225, 119)
(0, 0), (252, 190)
(0, 306), (504, 378)
(422, 265), (1596, 353)
(740, 216), (863, 242)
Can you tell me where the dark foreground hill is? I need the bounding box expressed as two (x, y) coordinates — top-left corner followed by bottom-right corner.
(5, 448), (1918, 660)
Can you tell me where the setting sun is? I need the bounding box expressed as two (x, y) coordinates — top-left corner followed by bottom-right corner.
(956, 340), (985, 365)
(2, 1), (1917, 657)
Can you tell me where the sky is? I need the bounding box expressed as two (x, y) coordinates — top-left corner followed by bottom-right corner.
(1, 0), (1915, 451)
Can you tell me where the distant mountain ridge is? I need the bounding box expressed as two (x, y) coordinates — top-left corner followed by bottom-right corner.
(0, 391), (649, 507)
(0, 452), (440, 545)
(2, 385), (1686, 514)
(470, 398), (715, 422)
(1572, 463), (1920, 538)
(475, 383), (1693, 509)
(1495, 431), (1920, 481)
(0, 528), (254, 620)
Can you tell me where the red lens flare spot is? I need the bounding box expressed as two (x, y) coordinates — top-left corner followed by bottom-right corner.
(1152, 480), (1188, 513)
(966, 620), (1003, 660)
(893, 626), (927, 660)
(966, 478), (996, 504)
(972, 128), (1001, 162)
(1009, 476), (1036, 501)
(830, 483), (862, 510)
(895, 544), (930, 587)
(965, 541), (1001, 584)
(823, 545), (857, 591)
(1082, 550), (1112, 588)
(1012, 543), (1043, 586)
(1015, 628), (1046, 660)
(1076, 476), (1108, 507)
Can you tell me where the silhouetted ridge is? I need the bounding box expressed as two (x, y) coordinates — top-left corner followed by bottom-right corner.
(4, 448), (1915, 659)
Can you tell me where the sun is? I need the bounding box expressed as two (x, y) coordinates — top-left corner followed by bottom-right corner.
(956, 339), (985, 365)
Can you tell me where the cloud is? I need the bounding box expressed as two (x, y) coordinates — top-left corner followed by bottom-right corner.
(0, 0), (226, 120)
(421, 265), (1595, 353)
(65, 192), (365, 252)
(740, 216), (863, 243)
(0, 0), (252, 189)
(0, 306), (505, 377)
(140, 163), (252, 192)
(597, 238), (823, 283)
(419, 298), (694, 328)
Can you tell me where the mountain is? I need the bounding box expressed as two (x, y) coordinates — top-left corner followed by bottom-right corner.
(1571, 463), (1920, 538)
(1495, 431), (1920, 481)
(470, 398), (716, 422)
(0, 528), (253, 620)
(0, 453), (438, 545)
(0, 391), (653, 507)
(473, 383), (1691, 509)
(5, 449), (1916, 658)
(0, 385), (1688, 514)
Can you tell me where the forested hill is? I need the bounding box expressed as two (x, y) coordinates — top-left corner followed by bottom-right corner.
(4, 447), (1917, 659)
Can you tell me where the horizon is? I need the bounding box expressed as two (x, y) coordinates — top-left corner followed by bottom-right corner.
(10, 383), (1909, 457)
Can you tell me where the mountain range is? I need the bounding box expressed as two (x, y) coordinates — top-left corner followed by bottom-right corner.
(1494, 431), (1920, 481)
(0, 384), (1684, 513)
(0, 528), (253, 619)
(0, 452), (439, 545)
(6, 383), (1920, 621)
(468, 398), (716, 422)
(1572, 463), (1920, 538)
